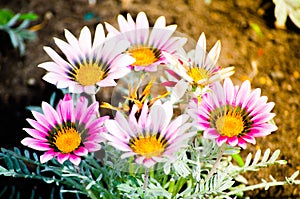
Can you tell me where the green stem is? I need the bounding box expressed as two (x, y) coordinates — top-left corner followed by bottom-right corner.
(74, 165), (98, 198)
(90, 93), (100, 117)
(162, 174), (169, 187)
(173, 177), (187, 195)
(226, 179), (300, 195)
(167, 179), (175, 193)
(149, 166), (155, 179)
(90, 93), (97, 104)
(206, 143), (226, 182)
(144, 167), (149, 190)
(86, 188), (98, 199)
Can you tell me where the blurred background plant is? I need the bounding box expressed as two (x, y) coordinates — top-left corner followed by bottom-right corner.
(273, 0), (300, 29)
(0, 9), (38, 56)
(204, 0), (300, 29)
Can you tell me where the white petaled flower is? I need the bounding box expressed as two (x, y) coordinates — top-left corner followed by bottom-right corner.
(105, 11), (187, 72)
(39, 24), (135, 94)
(163, 32), (235, 95)
(102, 101), (195, 168)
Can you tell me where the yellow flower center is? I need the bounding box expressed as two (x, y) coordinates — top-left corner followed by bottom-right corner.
(75, 63), (106, 86)
(187, 67), (209, 84)
(215, 110), (245, 137)
(129, 47), (159, 66)
(129, 134), (167, 158)
(54, 127), (81, 153)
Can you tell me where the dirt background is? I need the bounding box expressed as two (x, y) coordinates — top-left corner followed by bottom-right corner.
(0, 0), (300, 198)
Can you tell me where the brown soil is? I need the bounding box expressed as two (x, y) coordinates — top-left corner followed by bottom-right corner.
(0, 0), (300, 198)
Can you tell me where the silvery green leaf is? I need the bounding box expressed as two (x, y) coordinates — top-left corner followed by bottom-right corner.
(6, 13), (20, 27)
(289, 170), (300, 181)
(146, 187), (172, 199)
(13, 147), (21, 155)
(7, 29), (18, 48)
(85, 180), (96, 190)
(26, 105), (43, 113)
(269, 175), (277, 182)
(261, 148), (270, 163)
(24, 150), (30, 159)
(0, 165), (8, 172)
(43, 178), (55, 184)
(276, 160), (287, 164)
(4, 156), (14, 170)
(173, 160), (191, 177)
(244, 153), (252, 167)
(235, 174), (248, 184)
(269, 149), (280, 163)
(19, 160), (30, 175)
(18, 38), (25, 55)
(95, 173), (102, 183)
(32, 152), (39, 161)
(49, 92), (57, 106)
(218, 180), (235, 192)
(264, 182), (270, 190)
(252, 149), (261, 165)
(117, 183), (134, 193)
(163, 162), (171, 175)
(16, 19), (30, 30)
(224, 146), (240, 155)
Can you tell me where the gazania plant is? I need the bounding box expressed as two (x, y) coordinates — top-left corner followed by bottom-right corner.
(1, 11), (300, 199)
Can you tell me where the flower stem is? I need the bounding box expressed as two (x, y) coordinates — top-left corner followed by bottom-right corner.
(90, 93), (100, 117)
(206, 143), (226, 182)
(226, 179), (300, 196)
(74, 165), (98, 199)
(90, 93), (97, 105)
(144, 167), (149, 190)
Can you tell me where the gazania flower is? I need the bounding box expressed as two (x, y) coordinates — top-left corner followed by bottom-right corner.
(39, 24), (135, 94)
(105, 11), (187, 72)
(21, 94), (108, 165)
(101, 75), (169, 115)
(102, 101), (195, 168)
(189, 78), (277, 149)
(163, 32), (234, 94)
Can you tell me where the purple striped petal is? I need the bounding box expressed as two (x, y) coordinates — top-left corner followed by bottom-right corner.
(237, 138), (247, 149)
(241, 134), (256, 144)
(69, 154), (81, 166)
(23, 128), (47, 140)
(216, 136), (227, 146)
(57, 153), (70, 164)
(203, 128), (219, 139)
(84, 141), (101, 152)
(73, 146), (88, 156)
(40, 150), (56, 163)
(21, 138), (50, 151)
(227, 136), (238, 146)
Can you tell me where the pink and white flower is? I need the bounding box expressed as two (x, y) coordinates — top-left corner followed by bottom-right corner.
(102, 101), (195, 168)
(39, 24), (135, 94)
(163, 33), (234, 95)
(189, 78), (277, 149)
(21, 94), (108, 165)
(105, 11), (186, 72)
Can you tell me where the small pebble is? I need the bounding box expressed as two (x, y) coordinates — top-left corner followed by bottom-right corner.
(27, 78), (36, 86)
(293, 71), (299, 79)
(271, 71), (285, 80)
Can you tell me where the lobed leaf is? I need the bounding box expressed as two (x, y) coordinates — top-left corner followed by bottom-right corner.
(252, 149), (261, 165)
